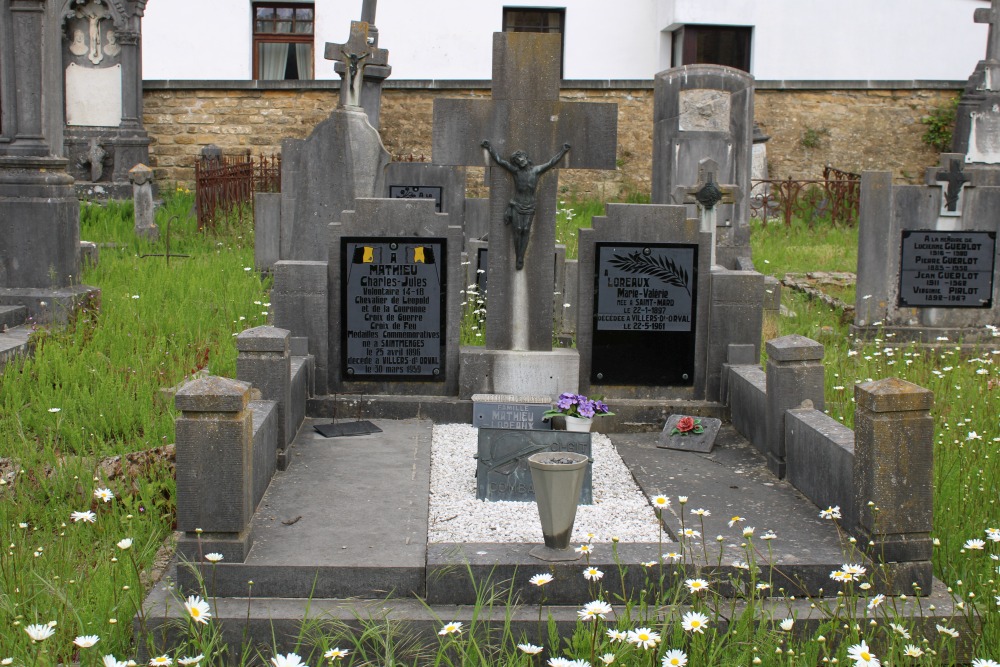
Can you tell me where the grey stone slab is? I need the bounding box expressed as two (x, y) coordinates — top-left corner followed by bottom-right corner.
(250, 399), (278, 512)
(0, 284), (99, 326)
(0, 305), (26, 329)
(272, 261), (329, 393)
(785, 408), (857, 530)
(175, 376), (251, 413)
(726, 364), (767, 455)
(464, 197), (489, 246)
(458, 346), (580, 399)
(177, 418), (431, 597)
(613, 429), (850, 575)
(658, 415), (722, 452)
(706, 269), (764, 401)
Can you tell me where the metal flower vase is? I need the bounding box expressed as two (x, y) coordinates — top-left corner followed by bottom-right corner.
(527, 451), (589, 561)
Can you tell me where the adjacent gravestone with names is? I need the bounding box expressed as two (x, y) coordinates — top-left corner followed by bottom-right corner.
(898, 231), (995, 308)
(854, 161), (1000, 343)
(327, 198), (462, 396)
(476, 428), (592, 503)
(384, 162), (466, 230)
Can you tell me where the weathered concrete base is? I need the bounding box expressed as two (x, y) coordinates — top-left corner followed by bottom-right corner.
(458, 347), (580, 399)
(0, 284), (100, 325)
(306, 393), (726, 432)
(850, 324), (1000, 348)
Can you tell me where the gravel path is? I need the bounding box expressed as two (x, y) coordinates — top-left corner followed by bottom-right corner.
(428, 424), (662, 543)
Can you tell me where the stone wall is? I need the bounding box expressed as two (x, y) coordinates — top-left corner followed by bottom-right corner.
(143, 83), (960, 195)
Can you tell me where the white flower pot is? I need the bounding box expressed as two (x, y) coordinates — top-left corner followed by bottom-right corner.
(564, 416), (593, 432)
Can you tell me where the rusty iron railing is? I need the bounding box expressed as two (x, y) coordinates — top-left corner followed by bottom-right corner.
(195, 152), (281, 230)
(749, 165), (861, 227)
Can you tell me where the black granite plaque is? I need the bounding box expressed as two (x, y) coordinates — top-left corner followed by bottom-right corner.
(476, 429), (592, 503)
(342, 238), (446, 379)
(899, 231), (995, 308)
(591, 243), (698, 386)
(389, 185), (444, 212)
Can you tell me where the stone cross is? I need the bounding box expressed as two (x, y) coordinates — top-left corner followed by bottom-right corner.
(433, 32), (617, 352)
(976, 0), (1000, 88)
(361, 0), (377, 24)
(676, 158), (740, 267)
(324, 21), (388, 108)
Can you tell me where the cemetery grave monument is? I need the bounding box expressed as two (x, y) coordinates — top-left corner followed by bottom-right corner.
(854, 0), (1000, 344)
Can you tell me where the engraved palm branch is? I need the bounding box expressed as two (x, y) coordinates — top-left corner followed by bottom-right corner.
(608, 251), (691, 296)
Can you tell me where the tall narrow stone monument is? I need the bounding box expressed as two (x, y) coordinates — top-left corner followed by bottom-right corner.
(652, 65), (754, 269)
(51, 0), (151, 199)
(0, 1), (98, 322)
(953, 0), (1000, 172)
(330, 0), (391, 130)
(433, 32), (617, 396)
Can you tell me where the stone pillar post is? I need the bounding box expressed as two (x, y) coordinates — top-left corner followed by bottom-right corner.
(8, 0), (48, 156)
(237, 326), (292, 450)
(129, 163), (157, 240)
(854, 378), (934, 594)
(764, 334), (824, 478)
(175, 376), (255, 562)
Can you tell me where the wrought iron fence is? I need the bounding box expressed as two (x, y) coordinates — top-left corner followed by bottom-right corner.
(195, 152), (281, 230)
(749, 165), (861, 227)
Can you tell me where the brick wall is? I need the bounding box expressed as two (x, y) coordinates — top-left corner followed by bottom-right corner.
(143, 84), (959, 194)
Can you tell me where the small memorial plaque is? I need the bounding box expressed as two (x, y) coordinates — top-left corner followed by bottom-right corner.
(591, 243), (698, 385)
(472, 394), (551, 430)
(476, 429), (592, 503)
(898, 231), (995, 308)
(342, 238), (446, 379)
(389, 185), (444, 212)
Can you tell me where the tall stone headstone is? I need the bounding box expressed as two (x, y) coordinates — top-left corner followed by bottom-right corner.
(434, 33), (617, 354)
(0, 1), (99, 323)
(52, 0), (151, 199)
(853, 158), (1000, 343)
(652, 65), (754, 270)
(326, 198), (463, 397)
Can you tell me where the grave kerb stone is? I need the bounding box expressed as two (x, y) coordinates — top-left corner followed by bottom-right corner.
(764, 334), (825, 479)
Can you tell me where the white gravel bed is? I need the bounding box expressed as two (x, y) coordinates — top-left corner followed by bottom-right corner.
(428, 424), (662, 543)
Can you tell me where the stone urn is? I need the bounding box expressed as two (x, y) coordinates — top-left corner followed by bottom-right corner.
(527, 451), (590, 561)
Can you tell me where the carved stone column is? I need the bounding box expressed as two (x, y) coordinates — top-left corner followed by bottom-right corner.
(8, 0), (49, 156)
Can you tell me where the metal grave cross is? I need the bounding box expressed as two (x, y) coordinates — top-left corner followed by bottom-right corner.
(927, 154), (972, 217)
(324, 21), (388, 108)
(432, 32), (617, 352)
(676, 158), (740, 267)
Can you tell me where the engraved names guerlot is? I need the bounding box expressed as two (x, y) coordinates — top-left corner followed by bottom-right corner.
(591, 243), (698, 385)
(899, 231), (995, 307)
(343, 238), (446, 378)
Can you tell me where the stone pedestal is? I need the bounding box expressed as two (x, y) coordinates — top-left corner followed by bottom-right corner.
(175, 376), (255, 562)
(459, 347), (580, 399)
(764, 335), (824, 479)
(853, 378), (934, 593)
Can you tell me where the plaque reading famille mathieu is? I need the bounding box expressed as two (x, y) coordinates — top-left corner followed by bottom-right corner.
(342, 238), (446, 379)
(899, 231), (995, 308)
(592, 243), (698, 386)
(388, 186), (444, 212)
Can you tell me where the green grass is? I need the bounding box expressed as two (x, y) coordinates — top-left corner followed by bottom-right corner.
(3, 197), (1000, 665)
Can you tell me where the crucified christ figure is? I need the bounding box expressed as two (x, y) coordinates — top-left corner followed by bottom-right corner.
(481, 140), (570, 270)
